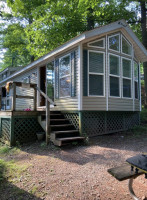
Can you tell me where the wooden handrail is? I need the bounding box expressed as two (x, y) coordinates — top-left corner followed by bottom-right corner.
(36, 86), (56, 145)
(36, 87), (55, 106)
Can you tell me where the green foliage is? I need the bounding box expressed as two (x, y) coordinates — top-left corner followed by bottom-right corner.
(0, 143), (20, 156)
(0, 0), (145, 68)
(0, 159), (27, 183)
(131, 125), (147, 136)
(140, 108), (147, 123)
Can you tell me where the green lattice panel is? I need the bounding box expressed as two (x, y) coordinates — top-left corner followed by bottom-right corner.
(14, 117), (44, 143)
(82, 112), (105, 137)
(124, 112), (139, 129)
(1, 118), (11, 142)
(63, 113), (79, 130)
(106, 112), (124, 133)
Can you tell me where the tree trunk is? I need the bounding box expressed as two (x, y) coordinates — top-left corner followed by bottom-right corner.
(87, 8), (95, 30)
(29, 17), (35, 62)
(140, 0), (147, 107)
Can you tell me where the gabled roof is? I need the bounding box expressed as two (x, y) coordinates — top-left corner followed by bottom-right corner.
(0, 66), (23, 76)
(0, 19), (147, 84)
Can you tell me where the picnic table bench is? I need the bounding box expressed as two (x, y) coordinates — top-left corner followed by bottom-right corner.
(108, 154), (147, 200)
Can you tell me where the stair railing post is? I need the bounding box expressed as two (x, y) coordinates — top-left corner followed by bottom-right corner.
(12, 83), (16, 111)
(34, 87), (37, 111)
(46, 99), (50, 145)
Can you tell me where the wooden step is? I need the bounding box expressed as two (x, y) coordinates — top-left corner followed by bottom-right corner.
(50, 114), (65, 119)
(53, 136), (85, 146)
(50, 130), (79, 140)
(50, 119), (69, 125)
(50, 124), (75, 131)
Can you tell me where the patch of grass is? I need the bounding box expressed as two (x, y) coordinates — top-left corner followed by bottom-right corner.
(30, 185), (38, 195)
(140, 108), (147, 123)
(0, 159), (28, 184)
(131, 125), (147, 136)
(0, 144), (20, 156)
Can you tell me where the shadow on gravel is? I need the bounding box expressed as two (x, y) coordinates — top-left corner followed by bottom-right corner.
(15, 131), (147, 166)
(0, 165), (43, 200)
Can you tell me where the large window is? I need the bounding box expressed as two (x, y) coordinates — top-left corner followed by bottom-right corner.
(59, 55), (71, 97)
(88, 51), (105, 96)
(109, 54), (120, 97)
(121, 36), (132, 56)
(108, 34), (120, 52)
(122, 58), (132, 98)
(88, 38), (105, 48)
(134, 62), (139, 99)
(47, 61), (54, 101)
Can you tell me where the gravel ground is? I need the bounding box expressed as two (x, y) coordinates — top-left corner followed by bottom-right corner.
(0, 131), (147, 200)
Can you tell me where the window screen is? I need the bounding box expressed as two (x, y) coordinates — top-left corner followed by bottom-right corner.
(110, 77), (119, 97)
(109, 55), (119, 75)
(122, 37), (132, 55)
(59, 56), (70, 77)
(59, 55), (71, 97)
(109, 35), (119, 51)
(122, 58), (131, 78)
(134, 62), (139, 99)
(123, 79), (131, 98)
(88, 51), (104, 96)
(89, 75), (103, 96)
(60, 76), (71, 97)
(89, 52), (104, 73)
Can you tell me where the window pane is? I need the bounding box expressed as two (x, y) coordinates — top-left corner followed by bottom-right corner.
(122, 59), (131, 78)
(109, 55), (119, 75)
(109, 35), (119, 51)
(123, 79), (131, 98)
(89, 74), (103, 95)
(135, 81), (138, 99)
(134, 62), (139, 81)
(59, 55), (70, 77)
(110, 77), (119, 96)
(89, 39), (104, 47)
(122, 37), (132, 55)
(47, 62), (54, 100)
(60, 76), (70, 97)
(89, 52), (104, 73)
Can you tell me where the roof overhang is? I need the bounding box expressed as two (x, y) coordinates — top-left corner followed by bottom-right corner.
(0, 19), (147, 85)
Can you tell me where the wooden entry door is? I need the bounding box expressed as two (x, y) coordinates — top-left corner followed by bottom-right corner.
(40, 66), (46, 106)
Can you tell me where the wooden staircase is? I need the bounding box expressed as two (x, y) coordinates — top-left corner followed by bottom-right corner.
(38, 111), (85, 146)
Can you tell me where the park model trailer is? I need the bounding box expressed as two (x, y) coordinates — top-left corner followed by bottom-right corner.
(0, 19), (147, 146)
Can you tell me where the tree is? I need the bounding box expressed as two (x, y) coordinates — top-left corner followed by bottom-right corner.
(139, 0), (147, 107)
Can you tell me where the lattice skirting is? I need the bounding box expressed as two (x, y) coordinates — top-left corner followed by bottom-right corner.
(0, 118), (11, 144)
(0, 116), (44, 145)
(14, 117), (44, 144)
(63, 112), (79, 130)
(81, 111), (140, 137)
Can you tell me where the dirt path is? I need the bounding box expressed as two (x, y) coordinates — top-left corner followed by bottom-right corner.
(0, 131), (147, 200)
